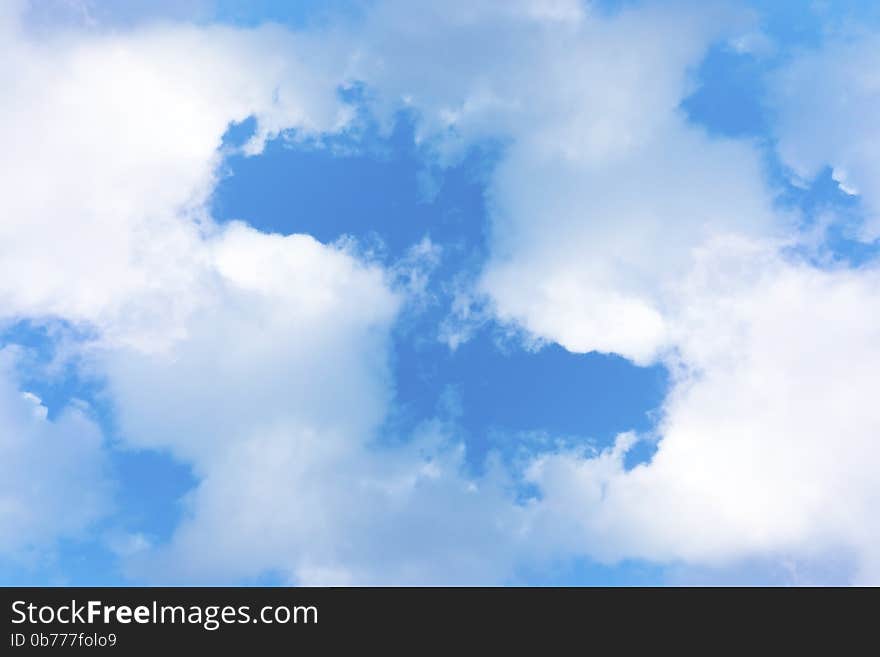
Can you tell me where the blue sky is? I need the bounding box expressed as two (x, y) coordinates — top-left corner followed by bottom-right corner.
(2, 0), (880, 585)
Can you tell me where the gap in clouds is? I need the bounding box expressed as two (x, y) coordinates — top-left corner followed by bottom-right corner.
(514, 555), (665, 587)
(0, 320), (100, 422)
(681, 44), (768, 139)
(776, 168), (880, 267)
(680, 26), (880, 267)
(386, 333), (668, 475)
(211, 106), (497, 258)
(210, 108), (669, 476)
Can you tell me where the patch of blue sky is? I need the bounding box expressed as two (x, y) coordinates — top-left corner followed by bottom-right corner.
(386, 330), (667, 472)
(214, 110), (495, 259)
(514, 557), (666, 587)
(210, 0), (368, 29)
(595, 0), (880, 36)
(212, 109), (668, 476)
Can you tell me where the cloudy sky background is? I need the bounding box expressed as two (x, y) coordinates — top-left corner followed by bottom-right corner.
(2, 0), (880, 585)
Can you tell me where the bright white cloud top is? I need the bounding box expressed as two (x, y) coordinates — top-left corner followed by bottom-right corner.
(1, 0), (879, 585)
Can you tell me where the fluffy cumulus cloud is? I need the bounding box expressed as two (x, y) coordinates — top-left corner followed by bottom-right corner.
(526, 242), (880, 583)
(0, 348), (109, 559)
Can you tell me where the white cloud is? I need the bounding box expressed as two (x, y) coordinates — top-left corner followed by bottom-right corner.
(125, 419), (525, 585)
(98, 223), (401, 467)
(0, 347), (110, 559)
(524, 242), (880, 583)
(0, 3), (351, 348)
(480, 125), (781, 364)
